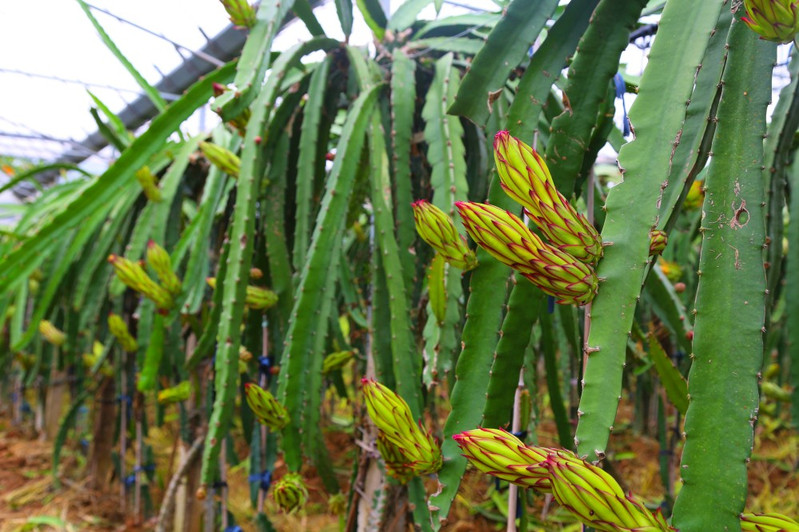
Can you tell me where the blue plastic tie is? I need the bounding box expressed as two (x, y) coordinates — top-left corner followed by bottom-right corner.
(258, 356), (273, 375)
(547, 296), (555, 314)
(248, 470), (272, 491)
(614, 73), (631, 137)
(123, 473), (136, 488)
(224, 527), (243, 532)
(511, 430), (528, 441)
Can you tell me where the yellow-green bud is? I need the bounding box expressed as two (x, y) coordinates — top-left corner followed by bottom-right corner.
(453, 428), (553, 490)
(456, 201), (598, 306)
(157, 381), (192, 405)
(108, 254), (174, 311)
(206, 278), (278, 310)
(542, 451), (669, 532)
(322, 350), (355, 374)
(412, 200), (477, 271)
(146, 240), (182, 295)
(494, 131), (602, 265)
(361, 378), (442, 476)
(39, 320), (66, 347)
(327, 492), (347, 516)
(108, 313), (138, 353)
(244, 382), (289, 430)
(742, 0), (799, 43)
(135, 166), (162, 202)
(200, 141), (240, 178)
(219, 0), (256, 28)
(272, 472), (308, 513)
(649, 229), (668, 256)
(376, 432), (414, 484)
(683, 179), (705, 210)
(741, 512), (799, 531)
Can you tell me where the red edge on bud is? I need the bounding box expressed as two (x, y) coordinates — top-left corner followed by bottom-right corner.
(107, 254), (118, 263)
(411, 199), (429, 208)
(147, 239), (156, 248)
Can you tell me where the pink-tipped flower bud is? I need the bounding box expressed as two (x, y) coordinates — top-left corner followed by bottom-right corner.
(493, 131), (602, 265)
(649, 229), (668, 256)
(412, 200), (477, 271)
(361, 378), (442, 476)
(742, 0), (799, 43)
(456, 201), (598, 305)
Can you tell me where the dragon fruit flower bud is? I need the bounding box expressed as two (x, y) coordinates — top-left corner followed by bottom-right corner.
(219, 0), (256, 28)
(542, 451), (669, 531)
(244, 382), (289, 430)
(412, 200), (477, 271)
(493, 131), (602, 265)
(157, 380), (192, 405)
(741, 512), (799, 531)
(206, 278), (278, 310)
(200, 141), (240, 178)
(742, 0), (799, 43)
(135, 166), (162, 203)
(39, 320), (66, 347)
(456, 201), (598, 306)
(146, 240), (182, 295)
(108, 254), (174, 311)
(322, 350), (355, 374)
(108, 313), (138, 352)
(361, 378), (442, 476)
(272, 472), (308, 513)
(649, 229), (668, 256)
(376, 431), (415, 484)
(453, 428), (554, 491)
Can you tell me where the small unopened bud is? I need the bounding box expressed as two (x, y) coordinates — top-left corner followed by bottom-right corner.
(157, 380), (192, 405)
(683, 179), (705, 210)
(272, 472), (308, 513)
(244, 382), (289, 430)
(412, 200), (477, 271)
(109, 254), (174, 311)
(146, 240), (182, 295)
(108, 313), (138, 352)
(206, 278), (278, 310)
(135, 166), (162, 202)
(322, 350), (355, 374)
(200, 141), (240, 178)
(39, 320), (66, 347)
(219, 0), (256, 28)
(649, 229), (668, 256)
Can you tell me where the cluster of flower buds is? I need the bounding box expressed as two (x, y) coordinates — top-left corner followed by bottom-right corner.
(272, 472), (308, 513)
(361, 379), (442, 476)
(454, 428), (673, 532)
(146, 240), (182, 295)
(741, 0), (799, 43)
(649, 230), (668, 256)
(157, 380), (192, 405)
(199, 141), (241, 178)
(39, 320), (66, 347)
(451, 132), (603, 306)
(456, 202), (598, 305)
(108, 254), (175, 312)
(741, 512), (799, 531)
(135, 166), (162, 203)
(206, 278), (278, 310)
(244, 382), (290, 430)
(494, 131), (602, 265)
(412, 200), (478, 271)
(322, 349), (355, 374)
(218, 0), (256, 28)
(108, 313), (138, 352)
